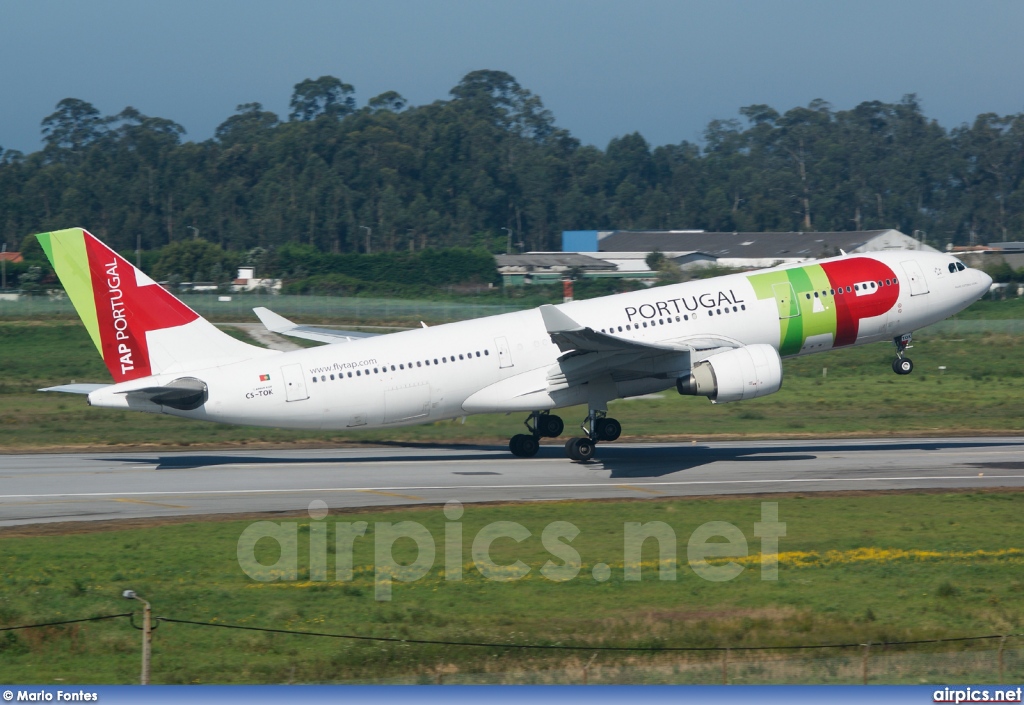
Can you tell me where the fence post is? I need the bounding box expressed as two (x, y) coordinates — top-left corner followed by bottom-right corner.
(582, 653), (597, 685)
(862, 642), (870, 685)
(999, 635), (1007, 684)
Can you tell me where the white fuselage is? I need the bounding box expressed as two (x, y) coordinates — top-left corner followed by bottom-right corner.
(88, 250), (990, 430)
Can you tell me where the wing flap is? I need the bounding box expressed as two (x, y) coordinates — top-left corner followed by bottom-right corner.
(538, 304), (731, 390)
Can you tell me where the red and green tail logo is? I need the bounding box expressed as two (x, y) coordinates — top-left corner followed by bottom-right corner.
(36, 228), (199, 382)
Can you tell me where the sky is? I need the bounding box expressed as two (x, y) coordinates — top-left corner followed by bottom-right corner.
(3, 0), (1024, 154)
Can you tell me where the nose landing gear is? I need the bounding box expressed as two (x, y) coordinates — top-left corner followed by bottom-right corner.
(892, 333), (914, 375)
(508, 411), (564, 458)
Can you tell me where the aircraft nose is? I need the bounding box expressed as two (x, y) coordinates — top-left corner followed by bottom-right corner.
(978, 269), (993, 292)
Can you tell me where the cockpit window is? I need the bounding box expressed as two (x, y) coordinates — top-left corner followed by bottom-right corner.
(956, 261), (966, 271)
(948, 263), (957, 273)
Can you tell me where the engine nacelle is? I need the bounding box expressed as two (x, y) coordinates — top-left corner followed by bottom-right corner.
(676, 344), (783, 403)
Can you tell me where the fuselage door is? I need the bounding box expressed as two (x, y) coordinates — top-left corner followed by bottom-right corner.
(900, 261), (930, 296)
(495, 336), (514, 368)
(281, 363), (309, 402)
(771, 282), (800, 319)
(384, 383), (431, 423)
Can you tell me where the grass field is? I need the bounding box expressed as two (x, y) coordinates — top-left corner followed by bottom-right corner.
(2, 309), (1023, 685)
(0, 491), (1022, 684)
(1, 320), (1023, 450)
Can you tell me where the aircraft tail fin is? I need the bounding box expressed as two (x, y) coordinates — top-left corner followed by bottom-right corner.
(36, 227), (273, 382)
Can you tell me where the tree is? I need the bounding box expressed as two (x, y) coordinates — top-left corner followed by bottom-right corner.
(41, 98), (105, 152)
(152, 240), (237, 283)
(215, 103), (279, 143)
(6, 75), (1024, 260)
(289, 76), (356, 121)
(368, 91), (407, 113)
(450, 70), (554, 141)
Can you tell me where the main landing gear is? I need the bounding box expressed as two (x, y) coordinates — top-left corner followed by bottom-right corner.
(509, 411), (565, 458)
(508, 409), (623, 461)
(564, 409), (621, 462)
(892, 333), (914, 375)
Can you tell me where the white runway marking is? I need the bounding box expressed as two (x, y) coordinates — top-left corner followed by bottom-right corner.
(2, 474), (1022, 501)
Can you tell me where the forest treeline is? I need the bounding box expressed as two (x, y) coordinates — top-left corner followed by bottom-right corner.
(2, 70), (1024, 263)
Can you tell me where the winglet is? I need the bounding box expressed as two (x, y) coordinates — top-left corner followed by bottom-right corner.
(539, 304), (583, 334)
(254, 306), (377, 344)
(253, 306), (297, 335)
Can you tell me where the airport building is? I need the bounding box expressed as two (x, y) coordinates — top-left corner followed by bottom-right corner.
(496, 229), (937, 286)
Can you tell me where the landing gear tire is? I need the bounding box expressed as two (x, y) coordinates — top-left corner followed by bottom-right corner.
(565, 437), (596, 462)
(537, 414), (564, 438)
(509, 434), (540, 458)
(893, 357), (914, 375)
(594, 417), (622, 442)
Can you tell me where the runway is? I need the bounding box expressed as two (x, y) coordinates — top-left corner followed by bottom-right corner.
(1, 437), (1023, 527)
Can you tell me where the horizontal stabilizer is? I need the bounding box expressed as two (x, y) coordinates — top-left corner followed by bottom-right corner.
(115, 376), (208, 411)
(39, 383), (108, 395)
(253, 307), (378, 344)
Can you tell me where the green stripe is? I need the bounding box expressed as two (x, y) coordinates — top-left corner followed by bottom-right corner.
(36, 229), (102, 356)
(747, 263), (840, 357)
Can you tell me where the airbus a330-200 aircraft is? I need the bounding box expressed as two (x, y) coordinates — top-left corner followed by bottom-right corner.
(37, 228), (991, 461)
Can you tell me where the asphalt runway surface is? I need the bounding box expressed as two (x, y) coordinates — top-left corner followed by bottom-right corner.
(1, 437), (1023, 527)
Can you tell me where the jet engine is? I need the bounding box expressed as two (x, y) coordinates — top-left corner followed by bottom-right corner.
(676, 344), (783, 403)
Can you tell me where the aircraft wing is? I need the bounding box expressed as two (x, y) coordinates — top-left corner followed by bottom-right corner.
(538, 304), (737, 389)
(540, 305), (681, 354)
(253, 307), (378, 344)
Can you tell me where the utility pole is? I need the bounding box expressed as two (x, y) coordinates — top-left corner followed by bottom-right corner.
(1, 243), (6, 290)
(186, 226), (199, 240)
(502, 227), (513, 255)
(136, 234), (142, 269)
(123, 590), (152, 684)
(360, 226), (372, 254)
